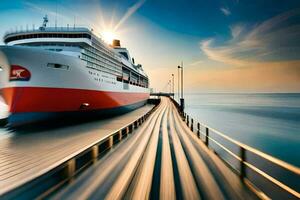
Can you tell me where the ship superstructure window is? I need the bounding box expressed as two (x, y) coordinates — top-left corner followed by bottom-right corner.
(131, 72), (139, 84)
(119, 52), (129, 60)
(81, 46), (122, 77)
(46, 48), (63, 52)
(47, 63), (69, 70)
(115, 66), (148, 88)
(4, 33), (92, 43)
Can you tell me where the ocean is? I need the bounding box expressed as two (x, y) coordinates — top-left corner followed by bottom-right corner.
(180, 93), (300, 167)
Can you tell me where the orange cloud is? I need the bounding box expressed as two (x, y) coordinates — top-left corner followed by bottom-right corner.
(184, 60), (300, 92)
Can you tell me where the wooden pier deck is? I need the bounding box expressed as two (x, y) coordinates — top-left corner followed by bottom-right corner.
(0, 104), (154, 196)
(52, 97), (258, 200)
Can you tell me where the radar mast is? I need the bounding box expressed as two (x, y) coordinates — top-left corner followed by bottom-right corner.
(39, 15), (48, 31)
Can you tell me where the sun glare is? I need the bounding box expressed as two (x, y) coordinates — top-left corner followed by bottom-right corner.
(102, 31), (116, 45)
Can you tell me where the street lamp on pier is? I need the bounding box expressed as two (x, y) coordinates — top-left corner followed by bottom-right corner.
(171, 74), (174, 98)
(177, 66), (180, 101)
(177, 62), (184, 112)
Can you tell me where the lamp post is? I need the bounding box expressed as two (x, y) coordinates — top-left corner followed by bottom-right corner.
(178, 62), (184, 112)
(172, 74), (174, 98)
(177, 66), (180, 101)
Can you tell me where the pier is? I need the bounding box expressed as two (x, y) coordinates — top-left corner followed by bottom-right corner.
(0, 97), (299, 200)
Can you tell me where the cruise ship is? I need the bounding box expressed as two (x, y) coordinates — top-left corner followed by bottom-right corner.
(0, 16), (150, 125)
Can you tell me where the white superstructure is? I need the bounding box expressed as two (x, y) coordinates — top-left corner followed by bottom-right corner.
(0, 16), (150, 125)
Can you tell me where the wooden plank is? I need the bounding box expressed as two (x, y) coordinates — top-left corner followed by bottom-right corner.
(168, 103), (201, 200)
(124, 101), (164, 200)
(0, 104), (154, 195)
(172, 105), (225, 200)
(159, 105), (176, 200)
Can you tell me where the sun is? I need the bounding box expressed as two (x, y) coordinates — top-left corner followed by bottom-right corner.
(102, 30), (116, 45)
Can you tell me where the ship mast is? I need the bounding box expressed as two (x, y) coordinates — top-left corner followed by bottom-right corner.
(39, 15), (49, 31)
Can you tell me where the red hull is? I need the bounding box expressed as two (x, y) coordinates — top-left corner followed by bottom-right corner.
(1, 87), (149, 113)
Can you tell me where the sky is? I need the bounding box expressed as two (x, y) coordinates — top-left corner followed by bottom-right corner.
(0, 0), (300, 93)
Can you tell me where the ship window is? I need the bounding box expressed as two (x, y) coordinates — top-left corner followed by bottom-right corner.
(119, 52), (129, 60)
(47, 63), (69, 70)
(123, 82), (129, 90)
(116, 76), (123, 82)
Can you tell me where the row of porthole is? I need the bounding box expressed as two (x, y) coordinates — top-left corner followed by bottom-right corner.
(89, 71), (115, 80)
(94, 77), (116, 85)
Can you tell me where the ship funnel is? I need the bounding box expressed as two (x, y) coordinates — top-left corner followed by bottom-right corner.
(112, 39), (121, 48)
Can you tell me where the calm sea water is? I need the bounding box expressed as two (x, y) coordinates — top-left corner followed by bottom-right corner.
(180, 93), (300, 167)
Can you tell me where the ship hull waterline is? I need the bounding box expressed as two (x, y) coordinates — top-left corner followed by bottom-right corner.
(1, 87), (149, 126)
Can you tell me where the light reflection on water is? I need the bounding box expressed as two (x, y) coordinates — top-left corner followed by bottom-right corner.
(182, 93), (300, 167)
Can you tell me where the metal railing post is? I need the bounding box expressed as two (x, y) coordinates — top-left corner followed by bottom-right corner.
(64, 159), (75, 182)
(135, 121), (138, 129)
(130, 124), (134, 133)
(187, 115), (189, 126)
(240, 147), (246, 181)
(197, 123), (200, 138)
(91, 145), (98, 164)
(118, 130), (122, 141)
(205, 127), (209, 146)
(108, 136), (113, 148)
(191, 118), (194, 132)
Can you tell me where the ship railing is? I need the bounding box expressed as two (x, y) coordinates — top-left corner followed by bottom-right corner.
(169, 97), (300, 200)
(4, 26), (92, 38)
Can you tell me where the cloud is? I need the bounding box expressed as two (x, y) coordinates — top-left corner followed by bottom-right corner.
(220, 7), (231, 16)
(189, 60), (203, 66)
(185, 60), (300, 92)
(201, 9), (300, 67)
(230, 24), (244, 39)
(114, 0), (146, 31)
(23, 1), (69, 21)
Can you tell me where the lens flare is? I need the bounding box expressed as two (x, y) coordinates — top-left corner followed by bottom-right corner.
(102, 31), (116, 45)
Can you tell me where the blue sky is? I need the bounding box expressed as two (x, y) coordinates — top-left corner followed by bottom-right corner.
(0, 0), (300, 92)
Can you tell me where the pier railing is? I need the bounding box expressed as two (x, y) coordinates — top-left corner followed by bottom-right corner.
(2, 99), (161, 199)
(170, 98), (300, 200)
